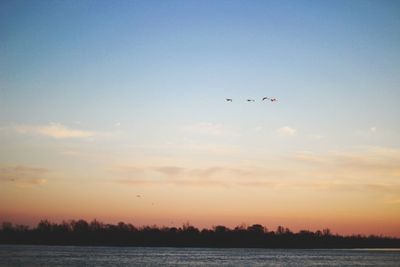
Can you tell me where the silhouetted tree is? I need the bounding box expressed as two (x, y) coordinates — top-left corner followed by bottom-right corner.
(37, 220), (52, 232)
(14, 224), (29, 232)
(89, 219), (103, 232)
(214, 225), (229, 233)
(323, 228), (332, 236)
(276, 225), (285, 235)
(72, 220), (89, 233)
(247, 224), (265, 234)
(1, 219), (399, 248)
(1, 222), (13, 232)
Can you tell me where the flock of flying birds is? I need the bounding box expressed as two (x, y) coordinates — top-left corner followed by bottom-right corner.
(225, 97), (277, 102)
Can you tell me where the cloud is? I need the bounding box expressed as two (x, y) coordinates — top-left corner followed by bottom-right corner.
(114, 165), (251, 187)
(309, 134), (323, 140)
(14, 123), (94, 139)
(385, 198), (400, 205)
(183, 122), (231, 136)
(293, 147), (400, 178)
(6, 123), (119, 140)
(61, 150), (80, 155)
(166, 142), (239, 156)
(154, 166), (185, 177)
(355, 127), (379, 138)
(114, 163), (400, 195)
(0, 165), (49, 187)
(277, 126), (297, 136)
(114, 164), (295, 188)
(293, 151), (329, 164)
(117, 177), (229, 187)
(113, 146), (400, 199)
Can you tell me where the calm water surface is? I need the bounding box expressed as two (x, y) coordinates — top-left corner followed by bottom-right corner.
(0, 245), (399, 266)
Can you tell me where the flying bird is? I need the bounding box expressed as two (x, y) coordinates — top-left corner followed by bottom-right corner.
(269, 98), (277, 102)
(262, 97), (269, 101)
(246, 99), (255, 102)
(226, 98), (233, 102)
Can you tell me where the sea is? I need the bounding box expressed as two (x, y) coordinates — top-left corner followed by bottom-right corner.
(0, 245), (399, 266)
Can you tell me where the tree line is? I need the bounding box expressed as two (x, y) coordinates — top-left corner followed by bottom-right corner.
(1, 219), (399, 248)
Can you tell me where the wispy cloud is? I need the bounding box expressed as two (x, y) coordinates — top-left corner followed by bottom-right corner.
(293, 151), (329, 164)
(293, 147), (400, 179)
(14, 123), (94, 139)
(277, 126), (297, 136)
(114, 163), (400, 195)
(114, 165), (291, 188)
(385, 198), (400, 205)
(166, 142), (240, 156)
(114, 165), (253, 187)
(355, 127), (380, 138)
(154, 166), (185, 177)
(112, 147), (400, 200)
(7, 123), (119, 140)
(308, 134), (323, 140)
(183, 122), (234, 136)
(0, 165), (49, 187)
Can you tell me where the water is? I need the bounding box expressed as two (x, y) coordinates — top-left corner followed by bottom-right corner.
(0, 245), (399, 266)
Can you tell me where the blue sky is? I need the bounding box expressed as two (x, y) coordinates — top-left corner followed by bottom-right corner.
(2, 0), (399, 128)
(1, 0), (400, 234)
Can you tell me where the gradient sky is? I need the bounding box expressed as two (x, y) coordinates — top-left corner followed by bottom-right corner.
(1, 0), (400, 236)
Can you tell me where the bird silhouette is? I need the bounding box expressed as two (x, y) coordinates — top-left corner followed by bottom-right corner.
(270, 98), (277, 102)
(247, 99), (255, 102)
(226, 98), (233, 102)
(262, 97), (269, 101)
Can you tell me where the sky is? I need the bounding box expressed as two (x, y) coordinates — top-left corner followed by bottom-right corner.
(1, 0), (400, 236)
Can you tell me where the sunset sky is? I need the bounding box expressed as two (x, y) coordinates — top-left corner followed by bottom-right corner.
(1, 0), (400, 236)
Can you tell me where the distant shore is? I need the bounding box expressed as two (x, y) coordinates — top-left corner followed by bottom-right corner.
(1, 219), (399, 248)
